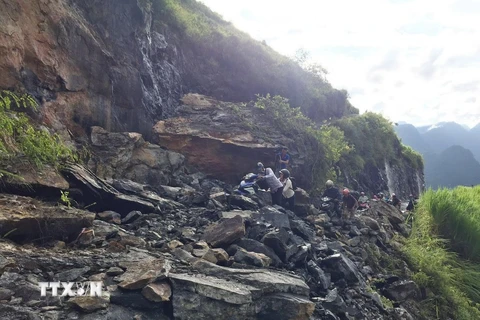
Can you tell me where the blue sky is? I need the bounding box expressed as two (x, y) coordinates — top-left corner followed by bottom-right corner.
(199, 0), (480, 128)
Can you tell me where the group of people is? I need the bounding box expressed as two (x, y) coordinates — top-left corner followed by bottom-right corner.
(251, 146), (417, 218)
(256, 162), (295, 211)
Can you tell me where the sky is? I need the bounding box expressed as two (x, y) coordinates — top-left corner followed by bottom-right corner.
(199, 0), (480, 128)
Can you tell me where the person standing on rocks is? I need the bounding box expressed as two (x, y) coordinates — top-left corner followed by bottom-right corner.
(342, 188), (358, 219)
(391, 193), (401, 209)
(279, 169), (295, 212)
(257, 162), (284, 206)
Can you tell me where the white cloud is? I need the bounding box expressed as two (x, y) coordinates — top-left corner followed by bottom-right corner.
(200, 0), (480, 128)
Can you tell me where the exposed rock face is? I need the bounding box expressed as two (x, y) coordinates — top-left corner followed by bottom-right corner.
(0, 0), (183, 137)
(88, 126), (185, 186)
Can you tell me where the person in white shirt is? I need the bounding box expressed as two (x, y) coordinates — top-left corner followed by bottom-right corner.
(257, 162), (284, 206)
(279, 169), (295, 212)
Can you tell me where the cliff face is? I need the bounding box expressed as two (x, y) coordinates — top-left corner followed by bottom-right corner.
(0, 0), (184, 137)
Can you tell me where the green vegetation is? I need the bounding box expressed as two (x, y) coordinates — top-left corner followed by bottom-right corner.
(152, 0), (358, 123)
(403, 186), (480, 319)
(0, 91), (76, 177)
(60, 190), (72, 208)
(334, 112), (423, 177)
(254, 94), (350, 191)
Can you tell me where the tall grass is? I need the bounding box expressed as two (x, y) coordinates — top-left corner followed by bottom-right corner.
(403, 186), (480, 319)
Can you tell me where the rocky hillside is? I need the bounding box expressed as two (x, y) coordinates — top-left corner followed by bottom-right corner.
(0, 152), (424, 319)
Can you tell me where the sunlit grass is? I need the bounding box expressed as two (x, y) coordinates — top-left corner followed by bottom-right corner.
(403, 186), (480, 319)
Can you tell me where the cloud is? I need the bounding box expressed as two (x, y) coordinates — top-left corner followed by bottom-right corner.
(199, 0), (480, 128)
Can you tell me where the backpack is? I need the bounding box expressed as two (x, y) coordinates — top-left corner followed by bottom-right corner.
(289, 177), (298, 191)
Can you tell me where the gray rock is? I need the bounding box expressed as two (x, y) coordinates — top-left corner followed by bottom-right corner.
(322, 288), (347, 314)
(236, 238), (282, 267)
(307, 260), (331, 291)
(56, 267), (91, 282)
(203, 216), (245, 248)
(384, 280), (419, 301)
(320, 254), (365, 286)
(253, 206), (290, 229)
(121, 211), (142, 224)
(0, 288), (14, 300)
(230, 194), (259, 211)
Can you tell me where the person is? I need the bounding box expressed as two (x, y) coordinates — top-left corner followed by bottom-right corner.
(391, 193), (401, 209)
(279, 169), (295, 212)
(406, 194), (415, 211)
(257, 162), (284, 206)
(358, 192), (369, 204)
(322, 180), (342, 214)
(278, 147), (290, 170)
(342, 188), (358, 219)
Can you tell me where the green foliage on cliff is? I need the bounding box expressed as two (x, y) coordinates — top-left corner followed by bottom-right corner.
(0, 91), (76, 176)
(334, 113), (423, 176)
(152, 0), (358, 123)
(404, 187), (480, 319)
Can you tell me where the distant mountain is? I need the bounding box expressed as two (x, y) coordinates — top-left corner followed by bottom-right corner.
(395, 121), (480, 189)
(394, 124), (432, 154)
(424, 146), (480, 189)
(422, 122), (471, 154)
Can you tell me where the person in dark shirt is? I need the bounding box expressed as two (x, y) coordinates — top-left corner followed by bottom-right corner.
(278, 147), (290, 170)
(406, 194), (415, 212)
(391, 193), (401, 209)
(322, 180), (342, 214)
(342, 188), (358, 219)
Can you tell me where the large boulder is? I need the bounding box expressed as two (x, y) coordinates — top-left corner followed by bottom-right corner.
(0, 194), (94, 242)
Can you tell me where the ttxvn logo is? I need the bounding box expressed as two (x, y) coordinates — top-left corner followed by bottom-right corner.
(38, 281), (103, 297)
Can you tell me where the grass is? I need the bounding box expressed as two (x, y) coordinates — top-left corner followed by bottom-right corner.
(403, 186), (480, 319)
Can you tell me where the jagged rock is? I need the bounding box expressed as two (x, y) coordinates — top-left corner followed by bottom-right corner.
(170, 259), (313, 320)
(294, 188), (310, 205)
(230, 194), (259, 211)
(320, 254), (365, 286)
(0, 288), (14, 301)
(393, 307), (415, 320)
(221, 210), (254, 219)
(383, 280), (419, 301)
(167, 240), (184, 250)
(253, 206), (290, 229)
(236, 238), (282, 267)
(262, 228), (297, 263)
(119, 235), (147, 248)
(110, 290), (163, 310)
(256, 293), (315, 320)
(307, 260), (331, 291)
(121, 211), (142, 224)
(56, 267), (91, 282)
(201, 249), (218, 264)
(234, 248), (271, 267)
(0, 194), (95, 242)
(359, 216), (380, 231)
(0, 254), (15, 273)
(116, 259), (167, 290)
(203, 216), (245, 248)
(141, 282), (172, 302)
(0, 305), (41, 320)
(321, 288), (347, 314)
(98, 211), (122, 224)
(106, 267), (124, 276)
(211, 248), (229, 263)
(68, 296), (109, 313)
(89, 126), (185, 187)
(289, 219), (315, 241)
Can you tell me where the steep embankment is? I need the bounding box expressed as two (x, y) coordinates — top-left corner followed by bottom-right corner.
(0, 0), (355, 139)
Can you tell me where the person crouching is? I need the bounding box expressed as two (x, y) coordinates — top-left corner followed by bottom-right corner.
(257, 162), (284, 206)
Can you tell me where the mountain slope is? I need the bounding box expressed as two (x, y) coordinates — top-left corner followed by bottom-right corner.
(424, 145), (480, 189)
(422, 122), (471, 154)
(395, 124), (432, 154)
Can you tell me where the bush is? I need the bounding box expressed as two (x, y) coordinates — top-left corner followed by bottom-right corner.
(0, 91), (76, 176)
